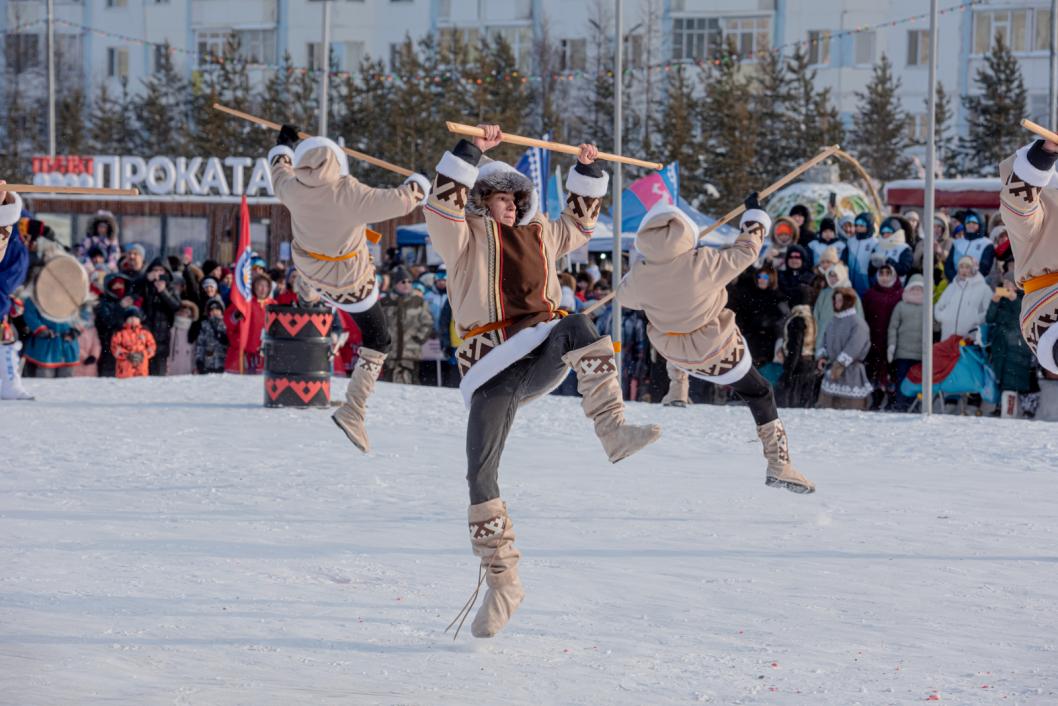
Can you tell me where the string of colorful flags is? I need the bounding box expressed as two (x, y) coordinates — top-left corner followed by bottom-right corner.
(2, 1), (982, 85)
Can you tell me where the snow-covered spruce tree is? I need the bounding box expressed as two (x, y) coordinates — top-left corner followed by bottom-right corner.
(959, 32), (1027, 176)
(750, 48), (798, 184)
(134, 42), (188, 156)
(189, 34), (256, 158)
(56, 87), (89, 156)
(332, 55), (393, 182)
(697, 50), (757, 211)
(467, 34), (531, 165)
(89, 79), (137, 154)
(786, 45), (844, 167)
(920, 81), (959, 178)
(849, 54), (914, 183)
(528, 15), (566, 141)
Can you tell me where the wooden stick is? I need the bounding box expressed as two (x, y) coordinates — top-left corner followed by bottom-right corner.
(213, 103), (414, 177)
(1, 184), (140, 196)
(445, 122), (664, 171)
(698, 144), (841, 237)
(581, 145), (842, 316)
(1021, 118), (1058, 145)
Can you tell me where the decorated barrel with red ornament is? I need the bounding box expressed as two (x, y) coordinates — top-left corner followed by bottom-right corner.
(262, 304), (334, 408)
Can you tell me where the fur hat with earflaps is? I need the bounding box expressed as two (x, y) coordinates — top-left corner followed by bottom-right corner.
(466, 160), (539, 226)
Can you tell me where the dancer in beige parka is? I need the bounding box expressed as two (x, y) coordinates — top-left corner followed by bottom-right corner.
(619, 193), (816, 494)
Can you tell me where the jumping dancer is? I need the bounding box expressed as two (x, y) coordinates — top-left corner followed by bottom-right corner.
(268, 126), (430, 451)
(424, 125), (661, 638)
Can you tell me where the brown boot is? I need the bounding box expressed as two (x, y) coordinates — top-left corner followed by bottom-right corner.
(757, 419), (815, 494)
(563, 337), (661, 463)
(469, 499), (524, 638)
(332, 347), (386, 452)
(661, 362), (689, 407)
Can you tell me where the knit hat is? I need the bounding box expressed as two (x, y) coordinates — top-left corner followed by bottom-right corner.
(123, 306), (144, 321)
(127, 243), (146, 257)
(819, 217), (836, 235)
(789, 203), (810, 221)
(391, 266), (412, 283)
(201, 277), (218, 290)
(206, 297), (225, 314)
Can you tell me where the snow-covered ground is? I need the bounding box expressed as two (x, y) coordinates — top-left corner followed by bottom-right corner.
(3, 376), (1058, 705)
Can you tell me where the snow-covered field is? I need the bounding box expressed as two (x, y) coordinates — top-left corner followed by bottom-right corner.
(3, 376), (1058, 705)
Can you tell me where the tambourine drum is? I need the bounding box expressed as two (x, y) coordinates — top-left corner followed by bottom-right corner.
(35, 253), (89, 320)
(263, 304), (334, 408)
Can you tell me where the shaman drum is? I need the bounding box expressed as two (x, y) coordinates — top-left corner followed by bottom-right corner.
(263, 304), (334, 408)
(35, 253), (89, 321)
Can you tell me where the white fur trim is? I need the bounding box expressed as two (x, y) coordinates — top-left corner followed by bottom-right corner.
(565, 166), (609, 198)
(741, 208), (773, 234)
(1013, 142), (1056, 188)
(459, 319), (563, 409)
(436, 150), (479, 187)
(636, 200), (698, 237)
(267, 145), (295, 166)
(1036, 317), (1058, 375)
(836, 351), (854, 367)
(476, 161), (539, 225)
(0, 192), (23, 228)
(294, 136), (349, 176)
(319, 284), (379, 314)
(403, 172), (431, 207)
(676, 344), (753, 386)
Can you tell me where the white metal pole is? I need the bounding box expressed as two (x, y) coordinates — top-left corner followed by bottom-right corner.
(47, 0), (56, 157)
(922, 0), (939, 416)
(612, 0), (623, 370)
(1051, 0), (1057, 128)
(319, 0), (331, 136)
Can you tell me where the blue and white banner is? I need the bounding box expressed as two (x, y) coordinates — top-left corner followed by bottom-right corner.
(515, 133), (552, 218)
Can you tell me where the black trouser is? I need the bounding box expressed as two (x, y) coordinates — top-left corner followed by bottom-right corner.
(466, 315), (600, 504)
(729, 366), (779, 427)
(349, 301), (391, 354)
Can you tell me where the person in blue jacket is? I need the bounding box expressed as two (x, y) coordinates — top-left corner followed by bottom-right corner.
(945, 210), (995, 281)
(1, 185), (33, 399)
(806, 217), (849, 268)
(21, 295), (80, 377)
(869, 216), (914, 284)
(846, 212), (878, 297)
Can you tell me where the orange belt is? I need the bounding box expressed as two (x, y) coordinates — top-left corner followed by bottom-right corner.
(1024, 271), (1058, 294)
(464, 311), (568, 340)
(302, 229), (383, 262)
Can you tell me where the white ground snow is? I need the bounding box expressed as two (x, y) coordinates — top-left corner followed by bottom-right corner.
(3, 375), (1058, 705)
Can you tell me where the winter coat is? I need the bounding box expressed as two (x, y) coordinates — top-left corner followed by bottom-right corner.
(382, 293), (434, 363)
(268, 136), (425, 308)
(819, 306), (872, 399)
(847, 232), (879, 297)
(869, 228), (914, 282)
(0, 194), (30, 320)
(139, 258), (181, 352)
(731, 274), (788, 366)
(935, 272), (992, 340)
(945, 211), (995, 281)
(167, 315), (198, 375)
(807, 234), (848, 267)
(987, 293), (1037, 392)
(224, 297), (274, 373)
(619, 204), (769, 376)
(74, 324), (101, 377)
(998, 143), (1058, 374)
(94, 274), (134, 377)
(814, 288), (863, 351)
(424, 139), (606, 402)
(887, 275), (925, 361)
(862, 277), (904, 384)
(913, 212), (953, 279)
(777, 244), (815, 301)
(21, 297), (80, 369)
(195, 316), (229, 373)
(756, 216), (800, 270)
(779, 304), (818, 408)
(78, 211), (121, 270)
(111, 322), (157, 378)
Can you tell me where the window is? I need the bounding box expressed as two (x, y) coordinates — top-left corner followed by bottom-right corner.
(107, 47), (129, 78)
(33, 213), (74, 249)
(973, 10), (1029, 54)
(1029, 93), (1050, 125)
(725, 16), (769, 56)
(672, 17), (720, 61)
(196, 30), (227, 65)
(807, 30), (830, 66)
(486, 25), (532, 69)
(672, 16), (769, 60)
(1037, 10), (1052, 53)
(122, 216), (164, 262)
(4, 33), (41, 74)
(239, 29), (275, 65)
(560, 38), (586, 71)
(153, 44), (168, 72)
(854, 30), (875, 65)
(908, 113), (928, 143)
(625, 33), (644, 68)
(389, 42), (401, 70)
(107, 0), (128, 7)
(307, 42), (322, 71)
(907, 29), (929, 66)
(166, 217), (209, 264)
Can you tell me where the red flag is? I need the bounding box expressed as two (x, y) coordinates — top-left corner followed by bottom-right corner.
(231, 195), (253, 373)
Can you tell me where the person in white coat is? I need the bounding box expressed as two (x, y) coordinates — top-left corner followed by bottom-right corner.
(935, 255), (993, 340)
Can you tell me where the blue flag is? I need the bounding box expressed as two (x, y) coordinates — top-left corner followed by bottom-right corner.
(515, 133), (551, 218)
(617, 161), (681, 233)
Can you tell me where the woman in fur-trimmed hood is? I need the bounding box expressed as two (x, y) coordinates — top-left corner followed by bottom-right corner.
(267, 126), (430, 454)
(424, 124), (660, 641)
